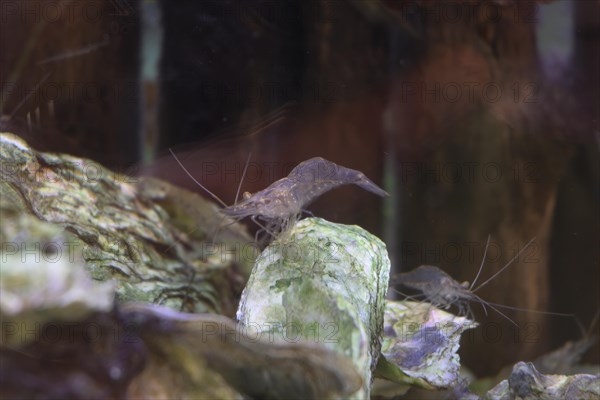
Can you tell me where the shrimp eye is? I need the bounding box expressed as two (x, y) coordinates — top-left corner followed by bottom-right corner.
(243, 191), (252, 200)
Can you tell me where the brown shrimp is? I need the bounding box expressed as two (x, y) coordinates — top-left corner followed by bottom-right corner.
(170, 153), (388, 241)
(391, 237), (576, 326)
(221, 157), (388, 236)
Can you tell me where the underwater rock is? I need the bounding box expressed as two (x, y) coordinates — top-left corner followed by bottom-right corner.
(533, 334), (598, 375)
(0, 243), (360, 400)
(486, 361), (600, 400)
(124, 303), (362, 399)
(376, 300), (478, 390)
(0, 197), (115, 347)
(236, 217), (390, 398)
(0, 132), (252, 315)
(2, 300), (361, 399)
(1, 311), (148, 399)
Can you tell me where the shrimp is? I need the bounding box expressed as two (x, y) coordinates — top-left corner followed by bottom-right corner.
(170, 152), (389, 242)
(391, 265), (479, 317)
(222, 157), (388, 235)
(392, 237), (577, 327)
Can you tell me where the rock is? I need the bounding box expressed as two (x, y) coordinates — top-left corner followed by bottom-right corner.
(0, 132), (252, 315)
(533, 334), (598, 375)
(486, 361), (600, 400)
(123, 303), (362, 399)
(236, 217), (391, 398)
(0, 196), (115, 347)
(376, 300), (477, 390)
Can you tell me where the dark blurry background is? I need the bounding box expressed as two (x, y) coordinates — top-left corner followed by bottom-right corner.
(1, 0), (598, 376)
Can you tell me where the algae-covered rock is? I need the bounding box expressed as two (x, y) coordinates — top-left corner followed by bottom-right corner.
(0, 132), (252, 315)
(486, 361), (600, 400)
(0, 197), (115, 347)
(0, 208), (360, 399)
(236, 217), (390, 398)
(376, 300), (477, 390)
(0, 211), (359, 400)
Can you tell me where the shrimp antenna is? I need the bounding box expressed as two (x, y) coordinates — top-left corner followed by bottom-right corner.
(472, 237), (536, 293)
(587, 309), (600, 336)
(477, 298), (519, 327)
(484, 300), (577, 318)
(483, 300), (585, 335)
(245, 106), (288, 137)
(234, 152), (252, 205)
(469, 234), (491, 291)
(2, 72), (51, 119)
(169, 148), (227, 207)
